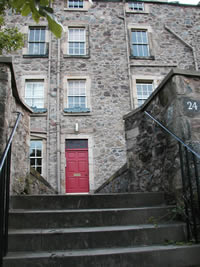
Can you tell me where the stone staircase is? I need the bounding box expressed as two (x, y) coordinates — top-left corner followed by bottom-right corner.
(3, 192), (200, 267)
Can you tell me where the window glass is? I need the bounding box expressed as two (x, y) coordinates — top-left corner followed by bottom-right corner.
(68, 28), (86, 55)
(66, 139), (88, 149)
(131, 30), (149, 57)
(136, 82), (153, 106)
(129, 2), (144, 11)
(30, 140), (43, 174)
(67, 80), (86, 108)
(28, 27), (46, 55)
(25, 80), (44, 109)
(68, 0), (84, 8)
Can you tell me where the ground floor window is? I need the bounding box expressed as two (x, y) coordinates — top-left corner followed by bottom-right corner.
(136, 81), (154, 106)
(30, 140), (43, 174)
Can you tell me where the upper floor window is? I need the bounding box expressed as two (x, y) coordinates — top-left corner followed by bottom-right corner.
(136, 81), (153, 106)
(68, 79), (86, 108)
(129, 2), (144, 11)
(30, 140), (43, 174)
(131, 30), (150, 57)
(68, 0), (84, 8)
(68, 28), (86, 55)
(28, 27), (46, 55)
(25, 80), (44, 109)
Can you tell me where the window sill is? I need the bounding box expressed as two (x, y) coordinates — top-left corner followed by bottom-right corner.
(130, 55), (155, 60)
(64, 8), (88, 12)
(23, 54), (49, 58)
(63, 108), (91, 116)
(31, 107), (47, 114)
(63, 54), (90, 59)
(126, 10), (149, 14)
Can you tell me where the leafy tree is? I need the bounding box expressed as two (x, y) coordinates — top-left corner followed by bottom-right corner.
(0, 0), (63, 54)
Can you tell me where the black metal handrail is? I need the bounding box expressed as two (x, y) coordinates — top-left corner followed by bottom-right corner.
(145, 110), (200, 243)
(0, 112), (22, 267)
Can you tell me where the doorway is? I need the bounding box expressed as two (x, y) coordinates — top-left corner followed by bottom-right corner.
(65, 139), (89, 193)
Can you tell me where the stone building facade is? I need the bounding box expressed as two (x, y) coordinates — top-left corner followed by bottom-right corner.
(3, 0), (200, 193)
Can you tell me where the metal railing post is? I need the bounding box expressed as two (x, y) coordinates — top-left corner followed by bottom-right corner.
(0, 112), (22, 266)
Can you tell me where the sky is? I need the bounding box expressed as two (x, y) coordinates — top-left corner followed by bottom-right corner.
(169, 0), (199, 4)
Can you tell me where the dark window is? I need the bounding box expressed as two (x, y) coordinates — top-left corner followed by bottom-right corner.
(66, 139), (88, 149)
(68, 0), (84, 8)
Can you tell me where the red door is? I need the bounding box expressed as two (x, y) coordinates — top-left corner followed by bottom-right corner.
(65, 140), (89, 193)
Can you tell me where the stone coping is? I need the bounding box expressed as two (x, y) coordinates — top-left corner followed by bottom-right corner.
(123, 68), (200, 120)
(0, 57), (32, 113)
(94, 0), (199, 7)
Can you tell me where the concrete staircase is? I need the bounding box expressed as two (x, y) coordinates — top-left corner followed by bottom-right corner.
(3, 192), (200, 267)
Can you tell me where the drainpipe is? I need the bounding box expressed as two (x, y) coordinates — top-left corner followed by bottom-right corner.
(56, 38), (61, 193)
(165, 25), (198, 71)
(46, 31), (52, 182)
(123, 0), (134, 109)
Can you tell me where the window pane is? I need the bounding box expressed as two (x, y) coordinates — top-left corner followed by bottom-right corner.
(39, 43), (45, 55)
(35, 29), (40, 41)
(80, 96), (86, 107)
(36, 158), (42, 165)
(25, 81), (44, 108)
(132, 45), (138, 56)
(143, 45), (149, 57)
(137, 32), (142, 43)
(68, 96), (74, 108)
(30, 140), (43, 174)
(40, 29), (45, 42)
(142, 31), (148, 43)
(138, 45), (143, 56)
(131, 32), (137, 43)
(66, 139), (88, 149)
(29, 30), (35, 41)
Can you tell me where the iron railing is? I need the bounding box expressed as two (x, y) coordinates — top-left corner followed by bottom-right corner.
(0, 112), (22, 267)
(145, 111), (200, 243)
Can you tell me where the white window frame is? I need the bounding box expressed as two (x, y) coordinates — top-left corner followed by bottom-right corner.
(136, 81), (154, 107)
(67, 79), (87, 109)
(25, 80), (45, 109)
(131, 30), (150, 57)
(68, 0), (84, 8)
(28, 27), (46, 55)
(68, 28), (86, 56)
(125, 2), (149, 13)
(129, 2), (144, 11)
(128, 25), (154, 59)
(30, 140), (43, 175)
(132, 75), (162, 108)
(63, 75), (91, 114)
(64, 0), (91, 11)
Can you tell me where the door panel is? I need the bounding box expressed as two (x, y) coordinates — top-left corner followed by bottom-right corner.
(65, 149), (89, 193)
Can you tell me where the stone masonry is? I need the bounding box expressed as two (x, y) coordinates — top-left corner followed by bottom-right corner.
(124, 69), (200, 198)
(0, 58), (31, 194)
(2, 0), (200, 193)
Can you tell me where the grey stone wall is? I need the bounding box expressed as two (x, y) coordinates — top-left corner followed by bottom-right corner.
(124, 69), (200, 197)
(0, 59), (31, 194)
(94, 164), (131, 193)
(2, 0), (200, 193)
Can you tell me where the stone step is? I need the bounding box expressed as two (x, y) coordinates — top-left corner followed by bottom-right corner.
(10, 192), (165, 210)
(8, 223), (186, 252)
(9, 206), (174, 229)
(4, 244), (200, 267)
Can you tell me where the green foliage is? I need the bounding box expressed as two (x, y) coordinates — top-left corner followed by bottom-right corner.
(0, 15), (24, 54)
(0, 0), (63, 54)
(8, 0), (63, 38)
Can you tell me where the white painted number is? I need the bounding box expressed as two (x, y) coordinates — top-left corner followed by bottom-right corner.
(187, 101), (198, 111)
